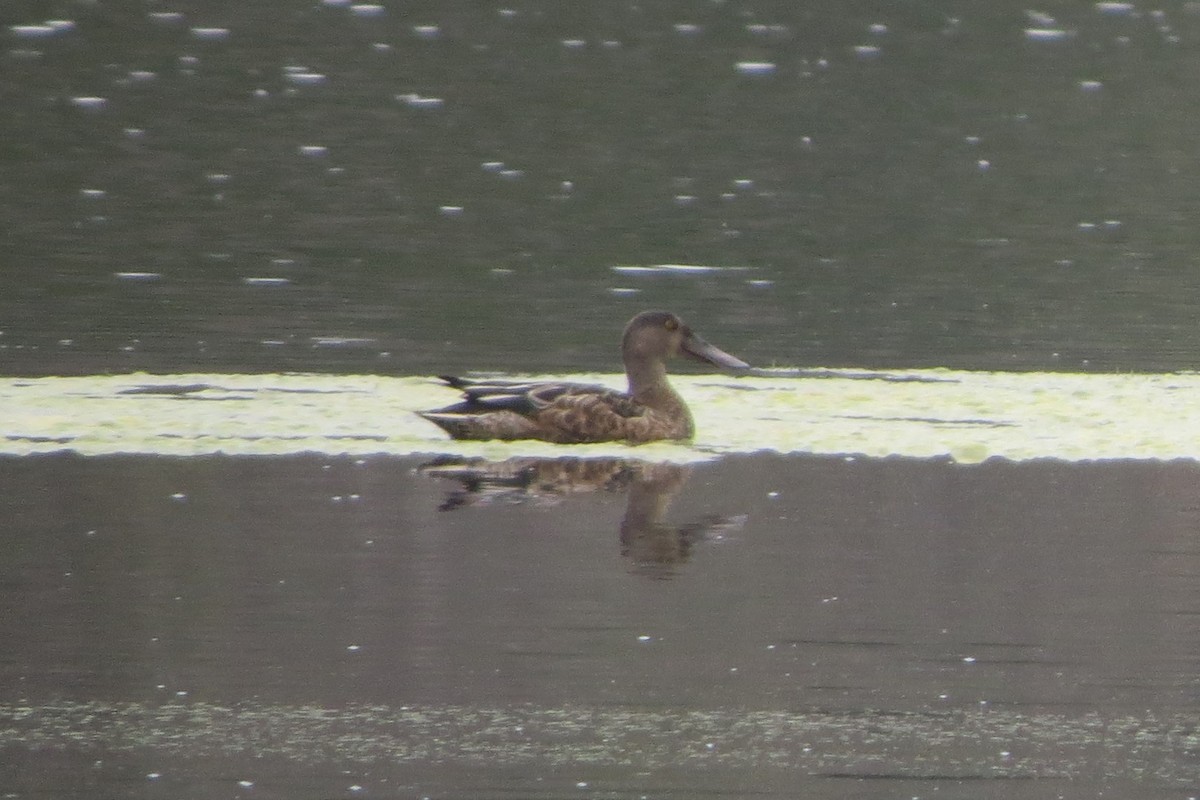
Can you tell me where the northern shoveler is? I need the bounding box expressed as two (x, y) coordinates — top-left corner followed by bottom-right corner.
(418, 310), (750, 443)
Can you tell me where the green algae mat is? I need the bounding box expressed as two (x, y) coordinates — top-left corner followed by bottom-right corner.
(1, 370), (1196, 462)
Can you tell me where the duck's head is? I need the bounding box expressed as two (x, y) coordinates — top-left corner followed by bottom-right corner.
(621, 310), (750, 373)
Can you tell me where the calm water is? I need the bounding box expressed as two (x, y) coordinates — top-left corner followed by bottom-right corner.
(3, 454), (1200, 798)
(5, 1), (1200, 797)
(4, 2), (1200, 373)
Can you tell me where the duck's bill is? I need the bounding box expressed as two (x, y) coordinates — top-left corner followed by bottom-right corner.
(682, 334), (751, 371)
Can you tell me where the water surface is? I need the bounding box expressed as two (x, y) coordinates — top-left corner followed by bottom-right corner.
(3, 453), (1200, 798)
(6, 2), (1200, 797)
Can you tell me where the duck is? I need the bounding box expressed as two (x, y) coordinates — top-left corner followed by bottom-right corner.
(418, 310), (750, 443)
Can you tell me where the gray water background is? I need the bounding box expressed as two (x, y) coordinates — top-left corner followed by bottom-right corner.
(4, 1), (1200, 374)
(4, 2), (1200, 798)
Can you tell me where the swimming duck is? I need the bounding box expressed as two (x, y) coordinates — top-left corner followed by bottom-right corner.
(419, 310), (749, 443)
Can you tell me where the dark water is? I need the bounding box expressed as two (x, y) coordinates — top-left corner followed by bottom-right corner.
(6, 2), (1200, 797)
(5, 2), (1200, 374)
(3, 453), (1200, 797)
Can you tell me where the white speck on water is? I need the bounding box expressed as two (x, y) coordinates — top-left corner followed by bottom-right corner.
(413, 25), (440, 38)
(175, 690), (188, 697)
(148, 12), (185, 24)
(674, 194), (697, 205)
(868, 22), (889, 34)
(398, 93), (444, 108)
(70, 96), (107, 111)
(286, 71), (326, 85)
(322, 0), (351, 6)
(243, 277), (291, 286)
(1095, 1), (1136, 15)
(237, 780), (254, 788)
(735, 61), (776, 75)
(767, 491), (779, 498)
(499, 169), (524, 179)
(347, 644), (361, 651)
(498, 8), (517, 17)
(609, 287), (641, 296)
(207, 173), (231, 184)
(853, 44), (882, 58)
(191, 27), (230, 40)
(674, 23), (701, 35)
(613, 263), (735, 275)
(349, 4), (384, 16)
(637, 635), (653, 643)
(965, 135), (981, 144)
(80, 189), (106, 199)
(1024, 27), (1071, 41)
(312, 336), (376, 348)
(298, 145), (328, 157)
(561, 38), (586, 48)
(348, 784), (364, 793)
(1079, 79), (1103, 92)
(10, 24), (61, 38)
(179, 55), (200, 67)
(1103, 219), (1122, 229)
(146, 772), (162, 781)
(962, 656), (977, 663)
(170, 493), (186, 501)
(575, 782), (588, 789)
(1025, 9), (1057, 25)
(748, 279), (774, 288)
(977, 159), (991, 171)
(439, 205), (464, 216)
(128, 70), (157, 82)
(733, 178), (754, 189)
(114, 272), (162, 281)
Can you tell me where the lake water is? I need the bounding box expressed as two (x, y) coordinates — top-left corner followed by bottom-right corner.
(4, 1), (1200, 798)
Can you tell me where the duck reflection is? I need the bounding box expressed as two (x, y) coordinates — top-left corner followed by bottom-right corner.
(419, 457), (743, 576)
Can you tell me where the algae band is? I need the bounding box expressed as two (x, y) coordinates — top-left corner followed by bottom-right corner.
(2, 370), (1198, 462)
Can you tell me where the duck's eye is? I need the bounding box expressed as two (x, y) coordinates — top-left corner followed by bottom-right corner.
(664, 318), (679, 332)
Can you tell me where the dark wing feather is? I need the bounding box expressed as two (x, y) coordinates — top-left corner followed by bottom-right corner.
(432, 376), (627, 417)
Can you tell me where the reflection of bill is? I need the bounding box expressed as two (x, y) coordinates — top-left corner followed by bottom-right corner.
(419, 458), (745, 577)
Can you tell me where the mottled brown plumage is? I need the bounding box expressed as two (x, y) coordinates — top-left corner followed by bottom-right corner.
(418, 310), (749, 443)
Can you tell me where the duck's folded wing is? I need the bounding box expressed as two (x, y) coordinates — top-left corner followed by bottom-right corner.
(432, 376), (620, 415)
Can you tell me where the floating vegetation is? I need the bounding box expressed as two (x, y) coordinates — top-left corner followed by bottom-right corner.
(3, 370), (1200, 463)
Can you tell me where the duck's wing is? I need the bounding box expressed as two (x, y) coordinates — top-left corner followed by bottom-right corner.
(422, 377), (650, 442)
(432, 376), (636, 417)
